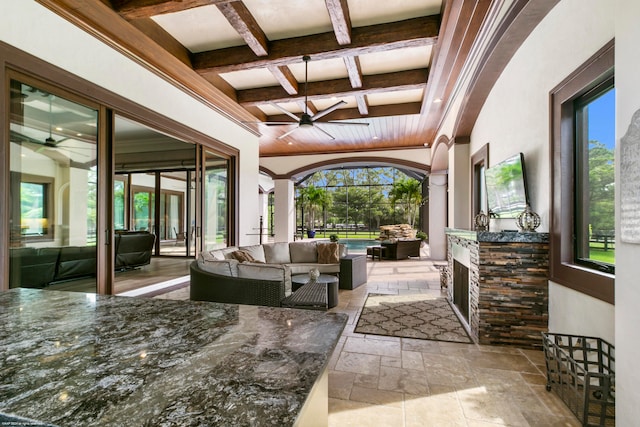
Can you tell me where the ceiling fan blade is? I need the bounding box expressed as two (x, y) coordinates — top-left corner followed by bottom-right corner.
(276, 126), (300, 140)
(324, 121), (370, 126)
(314, 124), (335, 140)
(312, 100), (346, 121)
(243, 121), (298, 125)
(269, 102), (301, 122)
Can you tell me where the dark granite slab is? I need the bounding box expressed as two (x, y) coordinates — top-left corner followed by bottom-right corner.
(0, 289), (347, 426)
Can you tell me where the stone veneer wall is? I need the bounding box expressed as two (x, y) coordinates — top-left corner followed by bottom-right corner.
(446, 235), (480, 342)
(446, 230), (549, 349)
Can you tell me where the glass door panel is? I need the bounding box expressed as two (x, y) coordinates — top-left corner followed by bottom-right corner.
(203, 151), (228, 250)
(9, 80), (99, 292)
(159, 171), (187, 256)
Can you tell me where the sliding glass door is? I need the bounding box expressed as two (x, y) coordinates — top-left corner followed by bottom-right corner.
(8, 79), (99, 292)
(203, 150), (229, 251)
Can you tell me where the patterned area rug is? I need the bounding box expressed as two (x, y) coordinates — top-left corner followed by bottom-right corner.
(354, 293), (473, 343)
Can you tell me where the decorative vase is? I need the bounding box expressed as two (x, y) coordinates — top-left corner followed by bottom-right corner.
(306, 229), (316, 238)
(516, 205), (541, 232)
(474, 211), (489, 231)
(309, 268), (320, 280)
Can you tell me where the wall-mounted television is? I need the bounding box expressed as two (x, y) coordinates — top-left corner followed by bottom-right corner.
(485, 152), (529, 219)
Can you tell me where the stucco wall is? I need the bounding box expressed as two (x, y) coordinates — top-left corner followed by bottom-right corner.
(471, 0), (614, 234)
(467, 0), (615, 350)
(2, 1), (261, 246)
(615, 0), (640, 423)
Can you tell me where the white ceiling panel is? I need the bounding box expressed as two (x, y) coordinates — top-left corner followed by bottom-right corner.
(244, 0), (333, 41)
(220, 68), (280, 90)
(348, 0), (442, 27)
(367, 89), (425, 106)
(359, 46), (432, 75)
(289, 57), (348, 83)
(152, 5), (243, 53)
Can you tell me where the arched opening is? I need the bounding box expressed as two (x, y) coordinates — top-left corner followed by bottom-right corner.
(429, 136), (450, 260)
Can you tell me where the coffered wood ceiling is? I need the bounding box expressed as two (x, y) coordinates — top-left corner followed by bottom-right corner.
(37, 0), (494, 157)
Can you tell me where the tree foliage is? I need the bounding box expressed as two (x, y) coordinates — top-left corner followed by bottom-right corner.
(389, 177), (423, 227)
(297, 184), (331, 230)
(588, 140), (615, 234)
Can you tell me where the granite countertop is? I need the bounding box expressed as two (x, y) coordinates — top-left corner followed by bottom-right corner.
(445, 228), (549, 243)
(0, 289), (347, 426)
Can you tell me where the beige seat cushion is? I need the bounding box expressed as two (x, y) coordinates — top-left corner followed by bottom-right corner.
(289, 241), (318, 263)
(287, 263), (339, 275)
(198, 257), (239, 277)
(263, 242), (292, 264)
(238, 244), (266, 263)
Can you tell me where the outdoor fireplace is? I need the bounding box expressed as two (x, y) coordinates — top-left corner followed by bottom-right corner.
(445, 228), (549, 349)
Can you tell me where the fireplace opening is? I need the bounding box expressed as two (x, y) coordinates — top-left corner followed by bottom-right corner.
(453, 259), (469, 322)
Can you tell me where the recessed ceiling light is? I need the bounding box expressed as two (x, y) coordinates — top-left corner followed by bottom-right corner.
(55, 127), (63, 131)
(373, 136), (379, 140)
(76, 133), (82, 137)
(287, 142), (293, 145)
(433, 98), (442, 104)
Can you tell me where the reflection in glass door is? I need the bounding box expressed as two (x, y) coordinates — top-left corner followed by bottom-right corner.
(204, 150), (229, 250)
(159, 171), (188, 256)
(8, 79), (99, 292)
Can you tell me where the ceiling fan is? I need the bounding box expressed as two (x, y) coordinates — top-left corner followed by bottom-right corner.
(249, 55), (369, 140)
(11, 95), (94, 158)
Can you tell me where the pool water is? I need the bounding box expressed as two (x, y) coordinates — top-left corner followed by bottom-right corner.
(341, 239), (379, 253)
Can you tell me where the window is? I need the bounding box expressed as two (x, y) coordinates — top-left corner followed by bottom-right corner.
(471, 143), (489, 218)
(20, 181), (51, 238)
(574, 83), (615, 273)
(550, 40), (614, 303)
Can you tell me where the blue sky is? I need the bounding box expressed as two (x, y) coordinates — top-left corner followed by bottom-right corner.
(588, 88), (616, 150)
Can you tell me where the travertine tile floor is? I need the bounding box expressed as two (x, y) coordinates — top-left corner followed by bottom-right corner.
(154, 252), (580, 426)
(325, 257), (580, 427)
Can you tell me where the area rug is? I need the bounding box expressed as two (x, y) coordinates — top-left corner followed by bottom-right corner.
(354, 293), (473, 343)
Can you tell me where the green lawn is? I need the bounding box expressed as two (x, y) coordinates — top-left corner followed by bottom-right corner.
(590, 246), (615, 264)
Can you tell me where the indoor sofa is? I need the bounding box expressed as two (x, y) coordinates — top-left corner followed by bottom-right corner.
(9, 231), (155, 288)
(190, 240), (345, 307)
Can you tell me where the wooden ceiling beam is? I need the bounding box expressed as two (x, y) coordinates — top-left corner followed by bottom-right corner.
(128, 17), (193, 66)
(238, 69), (428, 106)
(355, 95), (369, 116)
(325, 0), (351, 45)
(267, 65), (299, 95)
(194, 15), (439, 74)
(113, 0), (231, 20)
(265, 102), (421, 122)
(344, 56), (362, 88)
(216, 1), (269, 56)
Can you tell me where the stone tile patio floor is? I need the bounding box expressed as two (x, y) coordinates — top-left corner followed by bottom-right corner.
(156, 252), (580, 426)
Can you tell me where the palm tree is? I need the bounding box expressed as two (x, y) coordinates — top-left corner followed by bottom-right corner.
(390, 178), (422, 228)
(298, 185), (332, 235)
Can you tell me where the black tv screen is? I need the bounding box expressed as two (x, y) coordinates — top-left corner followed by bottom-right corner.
(485, 153), (529, 219)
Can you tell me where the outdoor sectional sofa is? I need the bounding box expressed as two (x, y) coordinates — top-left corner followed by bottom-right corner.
(190, 240), (346, 307)
(381, 238), (422, 260)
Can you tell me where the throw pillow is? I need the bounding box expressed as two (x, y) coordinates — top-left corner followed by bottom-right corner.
(317, 242), (339, 264)
(231, 249), (258, 263)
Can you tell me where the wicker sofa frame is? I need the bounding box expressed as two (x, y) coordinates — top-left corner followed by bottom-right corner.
(190, 261), (285, 307)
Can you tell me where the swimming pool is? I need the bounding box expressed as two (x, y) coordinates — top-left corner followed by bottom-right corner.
(340, 239), (379, 253)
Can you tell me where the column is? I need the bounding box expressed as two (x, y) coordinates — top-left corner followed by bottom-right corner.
(429, 172), (448, 260)
(273, 179), (295, 242)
